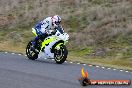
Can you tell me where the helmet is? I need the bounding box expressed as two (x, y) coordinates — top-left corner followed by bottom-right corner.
(52, 15), (61, 27)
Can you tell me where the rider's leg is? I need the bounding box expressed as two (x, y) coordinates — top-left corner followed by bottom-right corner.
(32, 26), (44, 47)
(31, 36), (39, 53)
(32, 36), (39, 47)
(31, 33), (48, 53)
(31, 28), (41, 53)
(38, 33), (48, 41)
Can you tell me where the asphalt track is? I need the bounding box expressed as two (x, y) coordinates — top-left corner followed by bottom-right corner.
(0, 52), (132, 88)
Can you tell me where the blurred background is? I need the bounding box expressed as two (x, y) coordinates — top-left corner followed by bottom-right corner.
(0, 0), (132, 70)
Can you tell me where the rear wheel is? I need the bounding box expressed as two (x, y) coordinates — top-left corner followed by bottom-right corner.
(26, 41), (38, 60)
(54, 45), (68, 64)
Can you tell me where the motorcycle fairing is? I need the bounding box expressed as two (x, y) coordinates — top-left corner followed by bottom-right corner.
(39, 36), (63, 59)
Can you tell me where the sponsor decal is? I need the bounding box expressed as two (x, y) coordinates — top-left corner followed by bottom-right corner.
(78, 67), (131, 86)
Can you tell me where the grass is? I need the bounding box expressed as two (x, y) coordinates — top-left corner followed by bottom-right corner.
(68, 53), (132, 71)
(68, 45), (132, 71)
(0, 41), (25, 54)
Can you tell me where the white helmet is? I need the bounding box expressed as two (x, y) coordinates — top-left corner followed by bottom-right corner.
(52, 15), (61, 27)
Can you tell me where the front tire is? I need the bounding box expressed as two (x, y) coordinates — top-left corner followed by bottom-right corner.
(26, 41), (38, 60)
(54, 45), (68, 64)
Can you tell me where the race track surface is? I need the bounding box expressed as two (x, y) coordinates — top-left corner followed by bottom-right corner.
(0, 52), (131, 88)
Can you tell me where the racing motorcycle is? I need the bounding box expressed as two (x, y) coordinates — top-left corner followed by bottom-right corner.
(26, 26), (69, 64)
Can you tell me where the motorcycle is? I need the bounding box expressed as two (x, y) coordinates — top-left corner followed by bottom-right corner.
(26, 26), (69, 64)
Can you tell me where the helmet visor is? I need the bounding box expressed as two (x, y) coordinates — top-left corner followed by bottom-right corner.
(55, 21), (61, 25)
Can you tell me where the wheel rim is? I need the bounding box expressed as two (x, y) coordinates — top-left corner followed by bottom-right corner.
(54, 46), (64, 62)
(26, 43), (36, 57)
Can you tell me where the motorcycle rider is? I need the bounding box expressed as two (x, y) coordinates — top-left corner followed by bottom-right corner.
(31, 15), (62, 53)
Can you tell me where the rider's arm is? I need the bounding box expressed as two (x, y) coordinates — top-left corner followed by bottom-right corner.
(40, 20), (50, 34)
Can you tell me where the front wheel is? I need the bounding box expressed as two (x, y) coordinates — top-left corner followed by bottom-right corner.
(54, 45), (68, 64)
(26, 41), (38, 60)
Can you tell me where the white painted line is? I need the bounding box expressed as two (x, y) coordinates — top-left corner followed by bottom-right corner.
(96, 66), (99, 68)
(125, 71), (128, 73)
(89, 65), (92, 67)
(113, 69), (116, 70)
(44, 58), (47, 60)
(5, 52), (8, 53)
(70, 62), (73, 64)
(77, 63), (80, 65)
(107, 68), (111, 69)
(102, 67), (105, 69)
(120, 70), (123, 72)
(11, 53), (15, 54)
(83, 64), (86, 66)
(18, 54), (21, 56)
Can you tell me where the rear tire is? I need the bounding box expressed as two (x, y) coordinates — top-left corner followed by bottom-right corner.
(26, 41), (38, 60)
(54, 45), (68, 64)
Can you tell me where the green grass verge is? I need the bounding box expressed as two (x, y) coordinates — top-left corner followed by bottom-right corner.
(68, 53), (132, 71)
(68, 47), (132, 71)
